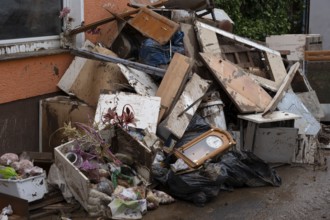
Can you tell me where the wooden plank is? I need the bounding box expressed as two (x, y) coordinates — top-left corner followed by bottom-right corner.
(195, 21), (221, 56)
(305, 50), (330, 61)
(57, 41), (95, 94)
(156, 53), (193, 122)
(158, 73), (211, 139)
(265, 52), (287, 83)
(68, 46), (129, 107)
(200, 53), (272, 113)
(117, 64), (158, 96)
(262, 62), (300, 116)
(94, 92), (161, 133)
(246, 52), (287, 92)
(197, 21), (280, 56)
(128, 7), (179, 45)
(238, 111), (301, 124)
(180, 23), (202, 66)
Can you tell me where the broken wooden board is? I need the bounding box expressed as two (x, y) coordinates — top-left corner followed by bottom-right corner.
(196, 21), (280, 56)
(94, 92), (161, 133)
(253, 127), (298, 163)
(117, 64), (158, 96)
(297, 90), (325, 121)
(238, 111), (301, 124)
(58, 45), (129, 107)
(158, 73), (211, 139)
(57, 40), (95, 94)
(249, 52), (287, 92)
(195, 20), (221, 57)
(200, 53), (272, 113)
(39, 96), (96, 153)
(180, 23), (203, 67)
(112, 126), (153, 183)
(156, 53), (193, 122)
(262, 62), (300, 116)
(278, 90), (321, 136)
(305, 50), (330, 61)
(128, 7), (179, 45)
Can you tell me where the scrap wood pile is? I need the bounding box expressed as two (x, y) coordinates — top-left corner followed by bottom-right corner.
(1, 0), (327, 219)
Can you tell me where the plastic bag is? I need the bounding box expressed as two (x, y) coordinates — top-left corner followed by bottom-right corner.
(156, 151), (281, 206)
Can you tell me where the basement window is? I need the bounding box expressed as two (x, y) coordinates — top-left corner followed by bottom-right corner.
(0, 0), (84, 57)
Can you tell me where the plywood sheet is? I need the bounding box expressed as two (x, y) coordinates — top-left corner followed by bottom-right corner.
(158, 73), (211, 139)
(156, 53), (193, 121)
(128, 7), (179, 45)
(195, 21), (221, 57)
(94, 92), (161, 133)
(117, 64), (158, 96)
(200, 53), (272, 113)
(58, 46), (128, 107)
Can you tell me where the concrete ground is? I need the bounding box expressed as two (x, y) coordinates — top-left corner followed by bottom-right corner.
(34, 151), (330, 220)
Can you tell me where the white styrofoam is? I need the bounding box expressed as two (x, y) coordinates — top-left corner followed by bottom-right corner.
(0, 173), (48, 202)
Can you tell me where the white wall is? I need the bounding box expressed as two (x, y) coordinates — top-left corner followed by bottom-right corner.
(309, 0), (330, 50)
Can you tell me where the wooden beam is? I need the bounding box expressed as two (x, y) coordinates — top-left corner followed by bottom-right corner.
(156, 53), (194, 122)
(262, 62), (300, 117)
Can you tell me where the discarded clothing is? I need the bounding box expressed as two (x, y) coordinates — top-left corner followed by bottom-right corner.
(139, 31), (185, 67)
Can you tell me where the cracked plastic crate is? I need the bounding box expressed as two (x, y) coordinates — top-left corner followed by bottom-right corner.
(0, 172), (48, 202)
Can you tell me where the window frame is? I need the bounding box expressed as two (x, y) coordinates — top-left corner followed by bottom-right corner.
(0, 0), (84, 57)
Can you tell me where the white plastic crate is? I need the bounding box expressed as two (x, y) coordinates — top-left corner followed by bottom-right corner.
(0, 172), (48, 202)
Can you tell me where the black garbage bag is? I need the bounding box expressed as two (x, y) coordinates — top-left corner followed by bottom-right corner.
(155, 151), (281, 206)
(174, 113), (211, 148)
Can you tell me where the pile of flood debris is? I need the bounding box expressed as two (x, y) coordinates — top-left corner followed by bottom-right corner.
(1, 0), (328, 219)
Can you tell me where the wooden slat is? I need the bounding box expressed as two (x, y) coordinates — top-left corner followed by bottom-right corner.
(200, 53), (272, 113)
(158, 73), (211, 139)
(195, 21), (222, 56)
(128, 7), (179, 45)
(262, 62), (300, 116)
(305, 50), (330, 61)
(156, 53), (193, 122)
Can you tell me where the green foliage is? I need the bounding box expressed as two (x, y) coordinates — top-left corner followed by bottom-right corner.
(215, 0), (304, 41)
